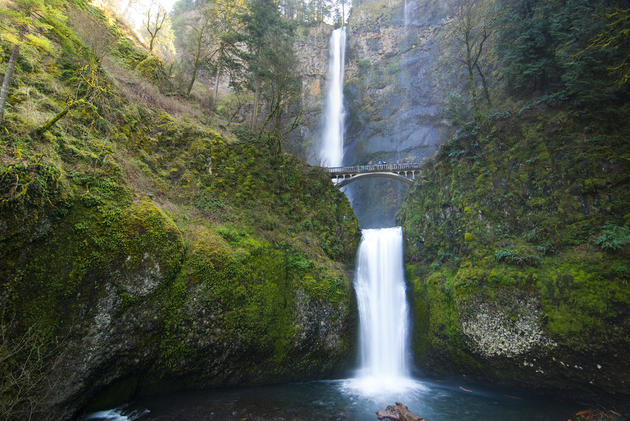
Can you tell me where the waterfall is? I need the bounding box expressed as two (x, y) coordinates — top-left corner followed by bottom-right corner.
(316, 25), (421, 398)
(319, 27), (346, 168)
(356, 227), (409, 377)
(404, 0), (415, 27)
(344, 227), (420, 395)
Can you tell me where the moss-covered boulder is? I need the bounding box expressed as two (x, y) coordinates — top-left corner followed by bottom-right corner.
(0, 145), (359, 420)
(399, 109), (630, 403)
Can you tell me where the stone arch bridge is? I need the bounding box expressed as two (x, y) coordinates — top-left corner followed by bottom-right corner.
(326, 163), (422, 188)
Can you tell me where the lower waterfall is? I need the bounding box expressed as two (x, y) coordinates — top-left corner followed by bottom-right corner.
(344, 226), (422, 396)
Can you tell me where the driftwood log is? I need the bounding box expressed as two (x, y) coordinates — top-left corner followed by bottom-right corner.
(376, 402), (428, 421)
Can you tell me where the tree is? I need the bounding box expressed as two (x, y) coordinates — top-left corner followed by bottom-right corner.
(0, 307), (67, 421)
(145, 4), (168, 53)
(180, 6), (214, 97)
(209, 0), (247, 108)
(38, 62), (109, 134)
(172, 0), (244, 99)
(0, 0), (60, 123)
(495, 0), (629, 112)
(240, 0), (301, 136)
(450, 0), (498, 117)
(584, 8), (630, 86)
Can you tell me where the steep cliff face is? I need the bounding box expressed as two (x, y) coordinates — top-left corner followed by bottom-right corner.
(1, 133), (360, 420)
(343, 0), (455, 226)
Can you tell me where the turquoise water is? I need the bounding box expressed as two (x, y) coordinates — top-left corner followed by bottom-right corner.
(83, 377), (579, 421)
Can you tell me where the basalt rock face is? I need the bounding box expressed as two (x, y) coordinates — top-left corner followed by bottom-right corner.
(343, 0), (455, 227)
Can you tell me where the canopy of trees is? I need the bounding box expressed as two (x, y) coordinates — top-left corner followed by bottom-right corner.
(445, 0), (630, 123)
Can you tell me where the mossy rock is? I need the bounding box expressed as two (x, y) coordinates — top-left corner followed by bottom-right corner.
(400, 109), (630, 402)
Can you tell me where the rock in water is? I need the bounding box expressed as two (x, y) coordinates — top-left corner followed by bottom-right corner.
(376, 402), (427, 421)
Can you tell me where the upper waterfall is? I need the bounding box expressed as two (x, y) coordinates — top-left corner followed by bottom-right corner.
(319, 27), (346, 167)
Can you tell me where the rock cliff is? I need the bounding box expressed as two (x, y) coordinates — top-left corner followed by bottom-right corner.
(342, 0), (455, 227)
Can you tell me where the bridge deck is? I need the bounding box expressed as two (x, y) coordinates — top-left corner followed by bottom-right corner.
(326, 163), (421, 175)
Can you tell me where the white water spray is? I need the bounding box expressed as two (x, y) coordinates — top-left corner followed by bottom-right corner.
(320, 27), (346, 167)
(344, 227), (422, 396)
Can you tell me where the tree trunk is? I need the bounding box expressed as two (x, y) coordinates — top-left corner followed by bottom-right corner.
(475, 62), (491, 106)
(251, 80), (260, 129)
(465, 38), (479, 117)
(0, 44), (20, 124)
(187, 29), (204, 97)
(213, 53), (222, 110)
(186, 66), (198, 98)
(38, 106), (70, 134)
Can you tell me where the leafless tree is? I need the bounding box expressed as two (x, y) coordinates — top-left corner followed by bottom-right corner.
(0, 308), (68, 421)
(145, 4), (168, 52)
(451, 0), (498, 116)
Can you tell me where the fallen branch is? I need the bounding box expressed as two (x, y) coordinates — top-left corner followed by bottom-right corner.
(376, 402), (428, 421)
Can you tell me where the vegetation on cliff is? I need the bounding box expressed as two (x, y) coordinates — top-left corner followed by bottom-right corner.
(399, 0), (630, 403)
(0, 0), (359, 419)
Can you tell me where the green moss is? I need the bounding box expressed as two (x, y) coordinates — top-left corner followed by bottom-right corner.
(400, 107), (630, 395)
(2, 197), (185, 332)
(0, 2), (360, 415)
(135, 55), (164, 84)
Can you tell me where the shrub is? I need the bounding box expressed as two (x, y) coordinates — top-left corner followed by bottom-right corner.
(494, 248), (541, 267)
(136, 56), (164, 85)
(595, 224), (630, 251)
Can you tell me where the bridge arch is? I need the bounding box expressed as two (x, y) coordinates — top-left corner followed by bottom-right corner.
(327, 163), (422, 188)
(334, 172), (414, 188)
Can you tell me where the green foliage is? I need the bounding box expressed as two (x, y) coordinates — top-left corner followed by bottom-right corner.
(135, 55), (165, 84)
(493, 245), (542, 267)
(595, 224), (630, 251)
(240, 0), (301, 134)
(582, 8), (630, 86)
(495, 0), (630, 116)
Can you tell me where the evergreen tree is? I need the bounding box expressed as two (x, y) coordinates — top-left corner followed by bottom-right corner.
(240, 0), (301, 137)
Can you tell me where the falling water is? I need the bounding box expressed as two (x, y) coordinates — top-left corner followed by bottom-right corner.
(344, 227), (420, 396)
(320, 21), (421, 399)
(319, 27), (346, 167)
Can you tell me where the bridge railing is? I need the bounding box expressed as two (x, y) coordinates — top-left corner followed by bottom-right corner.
(326, 163), (421, 174)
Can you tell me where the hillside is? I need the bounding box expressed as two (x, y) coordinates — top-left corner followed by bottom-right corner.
(0, 1), (359, 419)
(397, 0), (630, 407)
